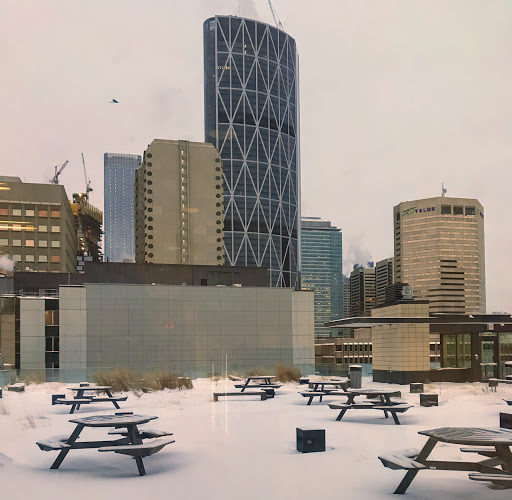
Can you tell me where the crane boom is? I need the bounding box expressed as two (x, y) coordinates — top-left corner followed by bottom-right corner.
(49, 160), (69, 184)
(81, 153), (93, 200)
(267, 0), (284, 30)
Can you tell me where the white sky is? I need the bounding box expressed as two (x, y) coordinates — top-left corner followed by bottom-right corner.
(1, 0), (511, 312)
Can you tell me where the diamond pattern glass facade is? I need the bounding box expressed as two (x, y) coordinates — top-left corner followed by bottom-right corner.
(204, 16), (300, 287)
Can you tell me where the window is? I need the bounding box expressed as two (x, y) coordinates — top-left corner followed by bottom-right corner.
(12, 239), (21, 246)
(51, 210), (60, 218)
(38, 209), (48, 217)
(38, 255), (48, 262)
(12, 209), (22, 216)
(25, 255), (35, 262)
(51, 226), (60, 233)
(13, 254), (21, 262)
(25, 209), (35, 217)
(25, 240), (35, 247)
(51, 241), (60, 248)
(38, 240), (47, 247)
(453, 206), (463, 215)
(39, 225), (47, 232)
(441, 205), (451, 215)
(45, 310), (59, 325)
(51, 255), (61, 263)
(0, 238), (8, 246)
(0, 208), (7, 216)
(465, 206), (475, 216)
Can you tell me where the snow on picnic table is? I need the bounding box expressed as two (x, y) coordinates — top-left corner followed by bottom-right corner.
(0, 378), (511, 499)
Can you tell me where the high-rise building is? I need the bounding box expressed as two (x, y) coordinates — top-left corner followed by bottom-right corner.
(70, 193), (103, 272)
(134, 139), (224, 266)
(375, 257), (393, 306)
(0, 176), (77, 272)
(343, 276), (351, 318)
(301, 217), (342, 337)
(350, 265), (376, 317)
(204, 15), (300, 287)
(104, 153), (141, 262)
(394, 196), (486, 314)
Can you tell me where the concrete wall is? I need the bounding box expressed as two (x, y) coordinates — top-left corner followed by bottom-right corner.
(371, 302), (430, 373)
(59, 284), (314, 377)
(19, 297), (45, 369)
(59, 286), (87, 370)
(135, 140), (224, 266)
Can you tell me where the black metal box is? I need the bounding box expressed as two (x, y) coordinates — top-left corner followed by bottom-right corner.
(500, 412), (512, 430)
(297, 427), (325, 453)
(410, 383), (424, 393)
(420, 393), (438, 407)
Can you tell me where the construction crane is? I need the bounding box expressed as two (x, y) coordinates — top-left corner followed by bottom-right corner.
(81, 153), (93, 200)
(49, 160), (69, 184)
(267, 0), (284, 31)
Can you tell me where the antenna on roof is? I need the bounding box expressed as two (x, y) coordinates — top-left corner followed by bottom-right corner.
(441, 183), (447, 197)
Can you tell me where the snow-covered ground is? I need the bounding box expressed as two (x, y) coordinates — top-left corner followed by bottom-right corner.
(1, 378), (511, 499)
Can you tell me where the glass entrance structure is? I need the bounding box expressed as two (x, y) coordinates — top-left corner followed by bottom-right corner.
(203, 16), (300, 287)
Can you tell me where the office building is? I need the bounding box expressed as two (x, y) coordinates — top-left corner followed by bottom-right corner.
(375, 257), (393, 306)
(0, 176), (77, 272)
(350, 265), (376, 317)
(104, 153), (141, 262)
(394, 196), (486, 314)
(342, 276), (351, 318)
(204, 15), (300, 287)
(301, 217), (342, 337)
(134, 139), (224, 266)
(70, 193), (103, 272)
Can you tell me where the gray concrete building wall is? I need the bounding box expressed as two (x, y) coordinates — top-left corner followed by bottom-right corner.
(135, 140), (224, 266)
(19, 297), (46, 369)
(59, 286), (86, 370)
(59, 284), (314, 377)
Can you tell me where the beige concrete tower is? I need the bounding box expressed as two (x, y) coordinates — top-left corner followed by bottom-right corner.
(0, 176), (77, 272)
(394, 196), (485, 314)
(135, 140), (224, 265)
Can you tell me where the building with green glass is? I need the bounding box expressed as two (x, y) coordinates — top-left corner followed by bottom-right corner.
(301, 217), (342, 337)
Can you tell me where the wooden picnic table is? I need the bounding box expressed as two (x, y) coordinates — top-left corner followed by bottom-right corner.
(329, 388), (411, 425)
(308, 380), (347, 392)
(37, 413), (174, 476)
(380, 427), (512, 494)
(239, 376), (276, 392)
(63, 385), (126, 413)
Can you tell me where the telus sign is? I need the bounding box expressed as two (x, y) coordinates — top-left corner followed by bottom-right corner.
(403, 207), (436, 216)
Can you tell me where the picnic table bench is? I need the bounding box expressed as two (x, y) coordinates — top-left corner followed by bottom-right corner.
(379, 427), (512, 494)
(213, 391), (268, 402)
(488, 378), (512, 391)
(37, 413), (173, 476)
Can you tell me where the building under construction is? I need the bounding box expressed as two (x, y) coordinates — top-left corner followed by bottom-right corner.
(70, 193), (103, 271)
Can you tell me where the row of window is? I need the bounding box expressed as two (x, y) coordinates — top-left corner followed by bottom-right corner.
(10, 254), (60, 263)
(0, 208), (60, 217)
(0, 225), (60, 233)
(0, 238), (60, 247)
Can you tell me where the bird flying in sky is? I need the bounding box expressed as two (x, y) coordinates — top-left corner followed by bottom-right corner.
(109, 99), (119, 103)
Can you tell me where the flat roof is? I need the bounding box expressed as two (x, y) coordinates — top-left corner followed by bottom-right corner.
(325, 314), (512, 328)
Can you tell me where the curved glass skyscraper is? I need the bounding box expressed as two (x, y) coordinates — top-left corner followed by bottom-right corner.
(204, 16), (300, 287)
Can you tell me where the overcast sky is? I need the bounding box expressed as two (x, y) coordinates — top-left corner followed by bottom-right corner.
(1, 0), (511, 312)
